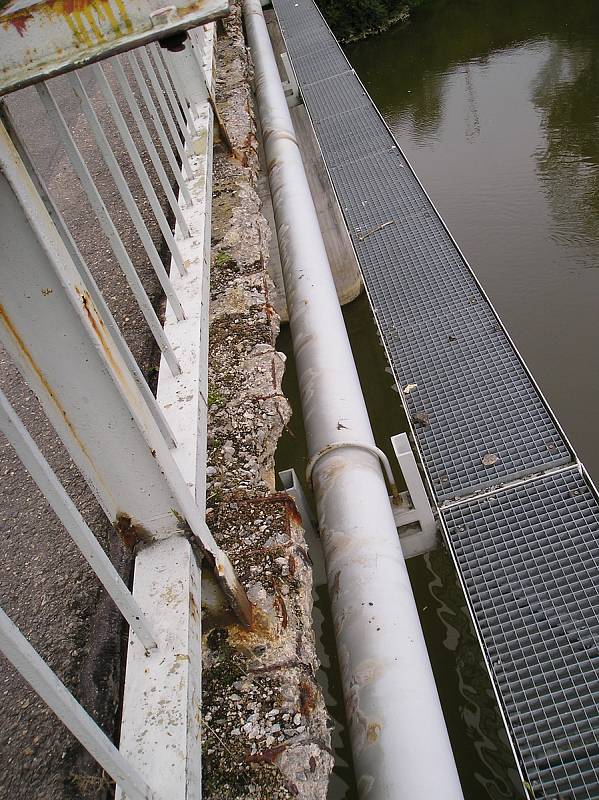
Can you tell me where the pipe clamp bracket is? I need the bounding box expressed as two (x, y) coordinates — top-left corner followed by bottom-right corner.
(306, 441), (399, 501)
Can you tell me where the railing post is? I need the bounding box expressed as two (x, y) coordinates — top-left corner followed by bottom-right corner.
(116, 537), (203, 800)
(118, 26), (216, 797)
(149, 44), (195, 152)
(138, 47), (195, 180)
(164, 35), (210, 118)
(0, 119), (250, 615)
(0, 89), (247, 800)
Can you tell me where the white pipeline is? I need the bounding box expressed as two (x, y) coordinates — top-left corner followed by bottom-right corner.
(242, 1), (465, 797)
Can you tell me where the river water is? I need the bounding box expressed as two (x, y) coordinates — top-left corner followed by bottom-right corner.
(278, 1), (599, 797)
(345, 2), (599, 797)
(346, 0), (599, 484)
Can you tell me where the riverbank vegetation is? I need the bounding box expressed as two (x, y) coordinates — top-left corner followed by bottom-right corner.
(317, 0), (424, 41)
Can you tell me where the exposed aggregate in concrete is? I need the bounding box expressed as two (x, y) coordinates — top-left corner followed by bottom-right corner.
(202, 5), (332, 798)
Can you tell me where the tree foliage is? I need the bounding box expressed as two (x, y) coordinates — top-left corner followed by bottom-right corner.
(317, 0), (422, 41)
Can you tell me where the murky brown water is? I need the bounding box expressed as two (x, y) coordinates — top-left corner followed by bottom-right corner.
(278, 294), (525, 799)
(347, 0), (599, 485)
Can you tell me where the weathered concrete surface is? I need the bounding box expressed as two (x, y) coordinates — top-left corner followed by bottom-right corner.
(0, 62), (174, 799)
(202, 5), (333, 797)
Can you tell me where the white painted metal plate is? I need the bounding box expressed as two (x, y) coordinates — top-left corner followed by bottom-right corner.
(0, 0), (229, 96)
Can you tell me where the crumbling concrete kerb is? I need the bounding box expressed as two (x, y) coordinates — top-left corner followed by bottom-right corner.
(201, 4), (333, 798)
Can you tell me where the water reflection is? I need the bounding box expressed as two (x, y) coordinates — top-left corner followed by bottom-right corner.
(532, 43), (599, 257)
(346, 0), (599, 483)
(347, 0), (599, 253)
(463, 64), (481, 143)
(408, 550), (525, 799)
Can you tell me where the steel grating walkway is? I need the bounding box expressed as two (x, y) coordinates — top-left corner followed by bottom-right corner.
(270, 1), (599, 797)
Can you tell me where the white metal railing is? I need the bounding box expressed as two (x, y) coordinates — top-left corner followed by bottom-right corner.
(0, 24), (246, 800)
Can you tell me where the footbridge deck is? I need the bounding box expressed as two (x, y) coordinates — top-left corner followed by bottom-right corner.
(270, 1), (599, 797)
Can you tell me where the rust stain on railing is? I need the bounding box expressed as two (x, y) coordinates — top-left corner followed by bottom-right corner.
(1, 0), (132, 40)
(114, 511), (154, 549)
(0, 299), (117, 508)
(77, 286), (128, 386)
(0, 0), (229, 96)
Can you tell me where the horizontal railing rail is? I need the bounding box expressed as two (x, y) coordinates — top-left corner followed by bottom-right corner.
(0, 21), (244, 799)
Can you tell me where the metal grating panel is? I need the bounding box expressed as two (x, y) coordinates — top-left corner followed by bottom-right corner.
(299, 71), (371, 122)
(351, 215), (478, 321)
(272, 0), (572, 502)
(383, 306), (571, 498)
(290, 47), (352, 86)
(330, 149), (434, 234)
(282, 25), (336, 56)
(314, 108), (396, 168)
(269, 1), (599, 796)
(274, 0), (322, 26)
(442, 469), (599, 800)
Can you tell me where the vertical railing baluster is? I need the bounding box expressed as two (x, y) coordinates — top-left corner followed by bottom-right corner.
(64, 73), (187, 312)
(36, 82), (183, 374)
(127, 51), (193, 206)
(93, 64), (187, 275)
(149, 44), (194, 152)
(138, 48), (194, 180)
(111, 59), (190, 235)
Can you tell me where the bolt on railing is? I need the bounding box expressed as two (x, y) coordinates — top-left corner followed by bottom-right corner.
(0, 22), (247, 800)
